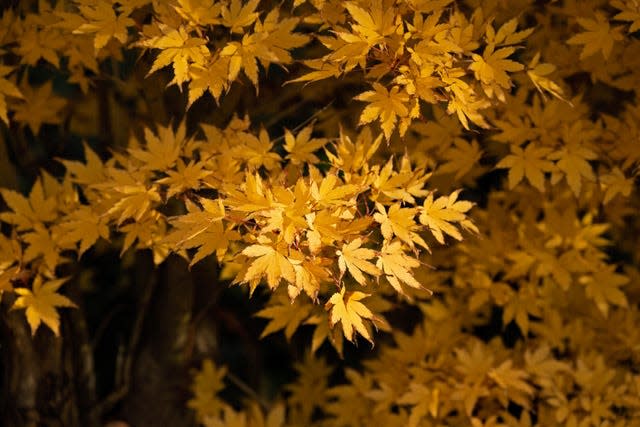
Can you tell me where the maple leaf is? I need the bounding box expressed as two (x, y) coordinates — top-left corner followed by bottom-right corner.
(398, 383), (440, 427)
(419, 190), (477, 244)
(173, 0), (222, 28)
(288, 257), (330, 301)
(376, 240), (425, 296)
(128, 124), (186, 171)
(224, 172), (274, 212)
(0, 232), (21, 294)
(612, 0), (640, 33)
(599, 167), (634, 204)
(14, 19), (63, 68)
(157, 159), (212, 199)
(310, 174), (360, 207)
(255, 295), (313, 339)
(487, 360), (534, 404)
(165, 198), (239, 266)
(12, 276), (76, 335)
(373, 203), (428, 250)
(288, 59), (342, 85)
(230, 128), (281, 171)
(470, 45), (524, 90)
(343, 0), (397, 47)
(220, 37), (261, 86)
(0, 65), (23, 125)
(242, 243), (296, 289)
(0, 177), (58, 230)
(496, 144), (555, 191)
(567, 12), (624, 60)
(372, 156), (431, 204)
(255, 10), (310, 63)
(501, 283), (541, 335)
(445, 79), (491, 130)
(579, 265), (629, 317)
(102, 169), (161, 225)
(23, 225), (65, 271)
(58, 206), (110, 257)
(143, 24), (210, 86)
(60, 142), (106, 186)
(12, 80), (66, 134)
(187, 359), (227, 420)
(526, 52), (565, 102)
(336, 238), (381, 286)
(524, 345), (569, 389)
(325, 127), (383, 173)
(187, 58), (229, 106)
(73, 0), (135, 51)
(220, 0), (260, 34)
(485, 18), (534, 47)
(438, 138), (483, 180)
(355, 83), (412, 140)
(548, 140), (597, 196)
(325, 287), (376, 343)
(284, 125), (328, 165)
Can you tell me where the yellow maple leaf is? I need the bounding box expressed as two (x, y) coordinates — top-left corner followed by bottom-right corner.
(58, 206), (110, 257)
(579, 265), (629, 317)
(143, 24), (210, 86)
(255, 10), (310, 63)
(373, 203), (428, 250)
(444, 79), (491, 130)
(567, 12), (624, 60)
(128, 124), (186, 171)
(526, 52), (566, 102)
(355, 83), (413, 140)
(288, 59), (342, 85)
(255, 294), (313, 339)
(173, 0), (222, 28)
(187, 57), (229, 106)
(343, 0), (397, 47)
(242, 243), (295, 289)
(187, 358), (227, 421)
(12, 80), (66, 135)
(0, 177), (58, 230)
(419, 190), (477, 244)
(612, 0), (640, 33)
(325, 286), (376, 343)
(496, 144), (555, 191)
(376, 240), (426, 296)
(0, 65), (23, 125)
(438, 138), (483, 181)
(488, 360), (534, 396)
(102, 169), (161, 225)
(284, 125), (328, 165)
(599, 167), (634, 204)
(165, 198), (239, 266)
(0, 232), (21, 295)
(60, 142), (106, 186)
(157, 159), (212, 199)
(548, 139), (597, 196)
(73, 0), (135, 51)
(220, 0), (260, 34)
(470, 46), (524, 90)
(310, 174), (360, 207)
(485, 17), (534, 47)
(398, 383), (440, 427)
(12, 276), (76, 335)
(336, 238), (381, 286)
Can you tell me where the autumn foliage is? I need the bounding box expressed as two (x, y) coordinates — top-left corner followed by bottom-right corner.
(0, 0), (639, 426)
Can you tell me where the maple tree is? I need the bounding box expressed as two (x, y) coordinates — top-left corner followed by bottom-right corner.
(0, 0), (639, 426)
